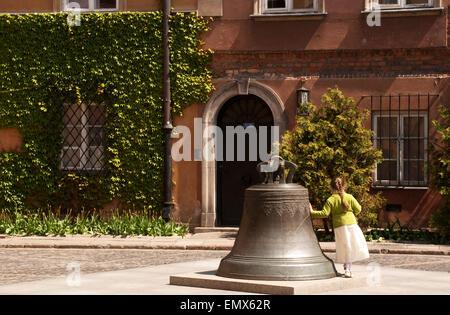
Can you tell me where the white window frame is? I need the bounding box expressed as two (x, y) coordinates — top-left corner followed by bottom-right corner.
(261, 0), (318, 14)
(61, 103), (105, 172)
(374, 0), (433, 10)
(373, 112), (428, 187)
(62, 0), (119, 12)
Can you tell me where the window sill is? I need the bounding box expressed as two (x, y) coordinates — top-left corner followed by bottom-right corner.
(361, 7), (444, 18)
(250, 12), (327, 21)
(60, 170), (104, 175)
(372, 185), (429, 190)
(62, 9), (119, 13)
(173, 10), (198, 14)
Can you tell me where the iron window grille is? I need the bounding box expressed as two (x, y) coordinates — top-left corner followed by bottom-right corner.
(364, 94), (438, 188)
(60, 101), (105, 173)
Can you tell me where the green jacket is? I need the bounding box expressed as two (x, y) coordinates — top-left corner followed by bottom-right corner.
(311, 193), (362, 229)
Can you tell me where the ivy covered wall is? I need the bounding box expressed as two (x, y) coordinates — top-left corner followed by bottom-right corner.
(0, 12), (213, 214)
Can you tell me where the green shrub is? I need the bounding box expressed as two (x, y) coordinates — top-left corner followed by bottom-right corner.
(365, 217), (448, 244)
(315, 216), (448, 244)
(429, 105), (450, 239)
(281, 88), (385, 230)
(430, 201), (450, 240)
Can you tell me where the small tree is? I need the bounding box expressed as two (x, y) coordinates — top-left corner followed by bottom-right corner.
(281, 88), (385, 230)
(430, 105), (450, 240)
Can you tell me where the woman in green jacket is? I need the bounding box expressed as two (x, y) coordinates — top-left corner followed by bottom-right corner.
(309, 177), (369, 278)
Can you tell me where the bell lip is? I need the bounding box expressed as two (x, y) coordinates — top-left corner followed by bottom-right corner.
(216, 255), (338, 281)
(215, 271), (337, 281)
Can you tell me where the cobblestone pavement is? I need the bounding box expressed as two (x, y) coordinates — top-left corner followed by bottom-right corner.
(0, 248), (448, 286)
(0, 248), (228, 286)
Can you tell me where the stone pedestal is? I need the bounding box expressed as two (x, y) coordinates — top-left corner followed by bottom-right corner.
(170, 270), (367, 295)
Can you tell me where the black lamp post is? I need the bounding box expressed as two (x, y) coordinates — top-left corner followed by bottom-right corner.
(296, 87), (311, 117)
(162, 0), (174, 222)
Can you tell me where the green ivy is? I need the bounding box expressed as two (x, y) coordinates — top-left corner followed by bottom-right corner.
(0, 12), (214, 214)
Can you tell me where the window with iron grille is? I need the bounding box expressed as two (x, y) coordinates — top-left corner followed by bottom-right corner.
(367, 94), (437, 188)
(61, 102), (105, 172)
(373, 112), (428, 186)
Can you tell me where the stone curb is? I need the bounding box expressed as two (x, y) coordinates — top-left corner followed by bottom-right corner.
(322, 248), (450, 256)
(1, 244), (447, 255)
(0, 235), (448, 255)
(319, 242), (450, 256)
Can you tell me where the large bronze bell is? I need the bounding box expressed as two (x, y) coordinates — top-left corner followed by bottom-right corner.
(217, 156), (337, 281)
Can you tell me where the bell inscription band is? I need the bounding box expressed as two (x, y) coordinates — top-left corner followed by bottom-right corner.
(217, 156), (337, 281)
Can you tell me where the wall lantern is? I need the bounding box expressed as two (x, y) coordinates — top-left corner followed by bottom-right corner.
(296, 87), (311, 116)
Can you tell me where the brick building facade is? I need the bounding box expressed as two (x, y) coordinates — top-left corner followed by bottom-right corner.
(0, 0), (449, 229)
(172, 0), (450, 229)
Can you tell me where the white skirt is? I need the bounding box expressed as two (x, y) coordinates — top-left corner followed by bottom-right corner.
(334, 224), (370, 264)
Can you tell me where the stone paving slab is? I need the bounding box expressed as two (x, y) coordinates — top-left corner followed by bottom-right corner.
(0, 258), (448, 295)
(170, 271), (368, 295)
(1, 248), (449, 287)
(0, 248), (230, 286)
(0, 233), (448, 255)
(0, 259), (255, 295)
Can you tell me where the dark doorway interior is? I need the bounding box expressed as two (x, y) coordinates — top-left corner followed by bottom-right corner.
(217, 95), (274, 226)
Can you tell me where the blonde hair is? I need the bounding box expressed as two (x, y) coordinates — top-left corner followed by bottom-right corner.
(330, 177), (349, 212)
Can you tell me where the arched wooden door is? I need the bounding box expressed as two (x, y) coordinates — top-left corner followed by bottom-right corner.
(217, 95), (274, 226)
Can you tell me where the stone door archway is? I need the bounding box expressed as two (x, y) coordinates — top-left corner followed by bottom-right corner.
(200, 79), (287, 227)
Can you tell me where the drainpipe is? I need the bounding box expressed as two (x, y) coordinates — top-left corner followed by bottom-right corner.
(162, 0), (174, 222)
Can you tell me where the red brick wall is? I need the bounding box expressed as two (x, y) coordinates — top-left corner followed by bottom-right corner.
(0, 128), (23, 153)
(203, 0), (448, 52)
(212, 48), (450, 80)
(0, 0), (53, 12)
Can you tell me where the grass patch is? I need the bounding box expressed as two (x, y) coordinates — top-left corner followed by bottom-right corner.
(0, 209), (189, 237)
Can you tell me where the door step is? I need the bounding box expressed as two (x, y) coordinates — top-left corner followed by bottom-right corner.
(193, 227), (239, 234)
